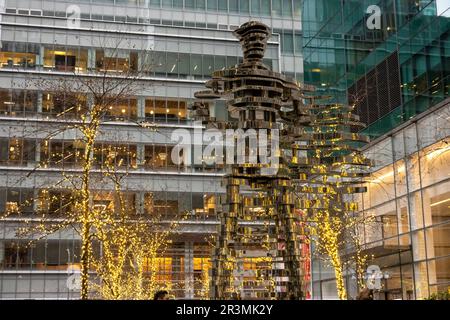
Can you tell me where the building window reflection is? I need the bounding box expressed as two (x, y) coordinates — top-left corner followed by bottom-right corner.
(144, 144), (178, 170)
(0, 138), (36, 166)
(0, 89), (37, 116)
(95, 49), (138, 73)
(0, 42), (39, 69)
(104, 98), (138, 121)
(93, 143), (138, 169)
(42, 92), (88, 118)
(43, 47), (88, 72)
(145, 98), (188, 122)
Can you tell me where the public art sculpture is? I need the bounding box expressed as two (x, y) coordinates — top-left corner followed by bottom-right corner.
(192, 21), (371, 300)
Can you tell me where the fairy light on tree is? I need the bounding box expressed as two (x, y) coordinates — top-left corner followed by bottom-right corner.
(287, 97), (373, 300)
(0, 36), (186, 300)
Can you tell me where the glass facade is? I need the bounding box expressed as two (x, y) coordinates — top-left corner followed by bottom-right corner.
(303, 0), (450, 139)
(312, 98), (450, 300)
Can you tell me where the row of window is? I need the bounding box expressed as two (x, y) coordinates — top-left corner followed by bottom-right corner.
(0, 139), (226, 174)
(0, 240), (211, 299)
(9, 0), (300, 18)
(0, 139), (191, 169)
(146, 0), (299, 17)
(0, 187), (216, 219)
(0, 43), (278, 76)
(7, 5), (300, 51)
(0, 90), (190, 122)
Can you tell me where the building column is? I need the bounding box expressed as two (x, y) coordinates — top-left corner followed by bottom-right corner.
(32, 188), (40, 213)
(0, 241), (4, 266)
(34, 141), (41, 165)
(37, 92), (43, 113)
(37, 46), (44, 69)
(136, 144), (145, 167)
(88, 48), (96, 72)
(137, 96), (145, 120)
(135, 192), (145, 215)
(184, 241), (194, 299)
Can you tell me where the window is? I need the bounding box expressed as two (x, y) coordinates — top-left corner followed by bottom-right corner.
(92, 191), (136, 216)
(178, 53), (190, 78)
(144, 192), (179, 217)
(251, 0), (261, 15)
(43, 47), (88, 72)
(219, 0), (228, 11)
(2, 241), (31, 269)
(37, 189), (75, 216)
(42, 92), (88, 118)
(229, 0), (239, 13)
(95, 49), (132, 73)
(166, 52), (179, 78)
(293, 0), (301, 16)
(93, 143), (137, 169)
(173, 0), (183, 8)
(430, 223), (450, 258)
(104, 98), (138, 121)
(272, 0), (282, 16)
(145, 144), (179, 170)
(7, 139), (35, 166)
(162, 0), (172, 8)
(214, 56), (226, 71)
(282, 31), (294, 53)
(0, 89), (37, 116)
(203, 55), (214, 77)
(261, 0), (271, 15)
(151, 51), (167, 77)
(40, 140), (86, 168)
(145, 98), (187, 122)
(193, 194), (216, 219)
(240, 0), (250, 13)
(0, 188), (34, 216)
(196, 0), (206, 10)
(0, 42), (39, 69)
(150, 0), (161, 7)
(283, 0), (292, 16)
(207, 0), (218, 11)
(0, 138), (35, 166)
(295, 30), (302, 54)
(191, 54), (203, 79)
(185, 0), (195, 8)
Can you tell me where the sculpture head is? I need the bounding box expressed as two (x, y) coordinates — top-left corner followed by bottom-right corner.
(233, 21), (270, 63)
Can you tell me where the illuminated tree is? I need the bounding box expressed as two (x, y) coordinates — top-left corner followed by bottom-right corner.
(0, 37), (183, 300)
(288, 99), (373, 300)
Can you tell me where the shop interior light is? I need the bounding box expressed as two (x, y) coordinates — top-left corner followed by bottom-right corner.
(370, 165), (405, 183)
(430, 198), (450, 207)
(426, 144), (450, 160)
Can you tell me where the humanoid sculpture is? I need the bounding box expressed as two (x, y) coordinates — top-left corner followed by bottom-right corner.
(192, 21), (371, 300)
(193, 21), (311, 299)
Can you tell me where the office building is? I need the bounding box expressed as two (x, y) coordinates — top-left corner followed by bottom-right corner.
(0, 0), (302, 299)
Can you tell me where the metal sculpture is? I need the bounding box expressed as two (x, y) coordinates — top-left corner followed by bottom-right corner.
(192, 21), (371, 300)
(193, 21), (311, 300)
